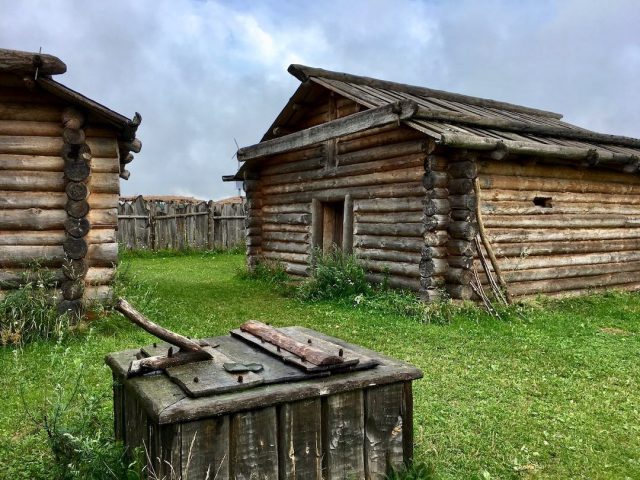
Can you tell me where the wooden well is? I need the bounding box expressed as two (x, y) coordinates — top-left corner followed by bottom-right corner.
(106, 326), (422, 479)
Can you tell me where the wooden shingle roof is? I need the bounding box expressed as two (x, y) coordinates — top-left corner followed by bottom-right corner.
(228, 65), (640, 180)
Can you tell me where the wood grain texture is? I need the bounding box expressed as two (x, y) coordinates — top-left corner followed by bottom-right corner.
(230, 407), (279, 480)
(323, 390), (365, 480)
(278, 398), (323, 479)
(181, 417), (230, 480)
(365, 384), (405, 479)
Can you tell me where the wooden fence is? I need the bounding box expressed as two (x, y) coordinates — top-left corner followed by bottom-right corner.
(117, 196), (246, 250)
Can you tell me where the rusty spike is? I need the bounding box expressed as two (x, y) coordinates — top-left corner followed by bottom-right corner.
(237, 375), (244, 383)
(307, 338), (312, 344)
(193, 376), (199, 383)
(168, 346), (173, 358)
(338, 348), (343, 357)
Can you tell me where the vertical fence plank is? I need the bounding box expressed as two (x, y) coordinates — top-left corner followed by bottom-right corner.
(118, 197), (246, 251)
(230, 406), (279, 479)
(278, 398), (323, 479)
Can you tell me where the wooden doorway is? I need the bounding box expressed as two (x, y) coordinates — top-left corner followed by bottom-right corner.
(321, 201), (344, 253)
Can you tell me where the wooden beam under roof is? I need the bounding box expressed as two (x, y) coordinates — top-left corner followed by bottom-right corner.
(236, 100), (419, 163)
(0, 48), (66, 76)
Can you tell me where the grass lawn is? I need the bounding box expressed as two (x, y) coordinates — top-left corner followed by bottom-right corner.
(1, 252), (640, 479)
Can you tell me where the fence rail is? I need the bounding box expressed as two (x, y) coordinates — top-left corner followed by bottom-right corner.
(117, 196), (246, 251)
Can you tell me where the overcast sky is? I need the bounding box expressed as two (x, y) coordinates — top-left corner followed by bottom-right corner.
(1, 0), (639, 199)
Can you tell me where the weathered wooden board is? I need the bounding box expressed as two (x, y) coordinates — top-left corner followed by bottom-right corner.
(230, 406), (279, 479)
(181, 416), (230, 480)
(278, 398), (323, 479)
(323, 390), (365, 479)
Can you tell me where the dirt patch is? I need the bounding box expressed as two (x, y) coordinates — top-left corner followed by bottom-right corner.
(599, 327), (632, 336)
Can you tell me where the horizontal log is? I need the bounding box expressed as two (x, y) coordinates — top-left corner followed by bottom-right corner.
(426, 187), (449, 200)
(85, 285), (114, 303)
(418, 257), (449, 276)
(445, 267), (472, 285)
(507, 270), (640, 296)
(365, 273), (421, 291)
(479, 260), (640, 283)
(86, 242), (118, 267)
(261, 203), (311, 215)
(424, 198), (450, 216)
(261, 223), (309, 233)
(262, 166), (423, 195)
(262, 145), (325, 167)
(445, 284), (474, 300)
(424, 215), (449, 231)
(447, 256), (474, 270)
(360, 259), (420, 278)
(441, 133), (640, 164)
(0, 208), (116, 230)
(539, 283), (640, 299)
(448, 178), (474, 195)
(0, 102), (62, 122)
(449, 195), (476, 210)
(88, 173), (120, 194)
(238, 100), (419, 162)
(336, 139), (429, 166)
(355, 222), (424, 237)
(0, 191), (117, 210)
(478, 159), (640, 185)
(0, 245), (63, 267)
(422, 171), (448, 189)
(448, 160), (477, 179)
(479, 174), (640, 196)
(499, 250), (640, 271)
(482, 201), (640, 216)
(354, 248), (421, 263)
(424, 231), (450, 247)
(354, 211), (422, 224)
(447, 239), (475, 256)
(422, 246), (448, 258)
(261, 251), (309, 266)
(261, 213), (311, 225)
(354, 197), (423, 213)
(262, 231), (309, 243)
(0, 135), (117, 157)
(450, 208), (475, 222)
(354, 235), (425, 252)
(262, 241), (309, 254)
(336, 125), (424, 154)
(487, 228), (640, 244)
(480, 188), (640, 206)
(449, 221), (478, 240)
(483, 215), (640, 229)
(261, 153), (424, 187)
(0, 49), (66, 75)
(492, 239), (640, 257)
(262, 181), (424, 205)
(0, 228), (115, 246)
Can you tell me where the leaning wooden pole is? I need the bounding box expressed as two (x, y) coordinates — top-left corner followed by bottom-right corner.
(115, 298), (210, 355)
(473, 177), (513, 304)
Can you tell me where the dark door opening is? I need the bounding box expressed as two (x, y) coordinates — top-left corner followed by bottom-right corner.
(321, 201), (344, 253)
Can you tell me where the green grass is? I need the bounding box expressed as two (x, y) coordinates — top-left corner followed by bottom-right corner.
(1, 252), (640, 478)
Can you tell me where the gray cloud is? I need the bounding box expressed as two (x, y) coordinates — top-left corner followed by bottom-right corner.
(1, 0), (638, 199)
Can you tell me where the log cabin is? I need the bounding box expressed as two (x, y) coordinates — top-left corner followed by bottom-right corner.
(0, 48), (141, 314)
(225, 64), (640, 301)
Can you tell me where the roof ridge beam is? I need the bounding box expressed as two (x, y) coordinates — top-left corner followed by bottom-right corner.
(236, 100), (419, 163)
(440, 133), (640, 172)
(289, 64), (563, 120)
(416, 107), (640, 148)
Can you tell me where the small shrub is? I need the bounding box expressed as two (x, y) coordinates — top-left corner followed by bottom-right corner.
(296, 248), (371, 301)
(0, 265), (70, 346)
(386, 462), (437, 480)
(238, 259), (289, 286)
(15, 335), (140, 479)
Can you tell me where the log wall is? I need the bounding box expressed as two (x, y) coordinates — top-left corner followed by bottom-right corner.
(0, 73), (119, 306)
(476, 159), (640, 298)
(248, 122), (429, 290)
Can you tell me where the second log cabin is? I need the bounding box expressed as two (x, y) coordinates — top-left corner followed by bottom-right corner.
(226, 64), (640, 301)
(0, 48), (141, 314)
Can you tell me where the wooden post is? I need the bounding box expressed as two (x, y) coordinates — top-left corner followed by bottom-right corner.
(311, 198), (322, 251)
(342, 194), (353, 254)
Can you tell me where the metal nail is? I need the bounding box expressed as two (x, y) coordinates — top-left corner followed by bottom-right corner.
(153, 342), (157, 348)
(237, 375), (244, 383)
(277, 346), (281, 352)
(193, 376), (199, 383)
(338, 349), (343, 357)
(301, 356), (306, 363)
(168, 347), (173, 358)
(307, 338), (312, 344)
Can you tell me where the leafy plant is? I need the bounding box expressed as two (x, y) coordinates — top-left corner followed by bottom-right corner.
(0, 264), (70, 346)
(296, 248), (371, 301)
(386, 462), (437, 479)
(14, 334), (140, 479)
